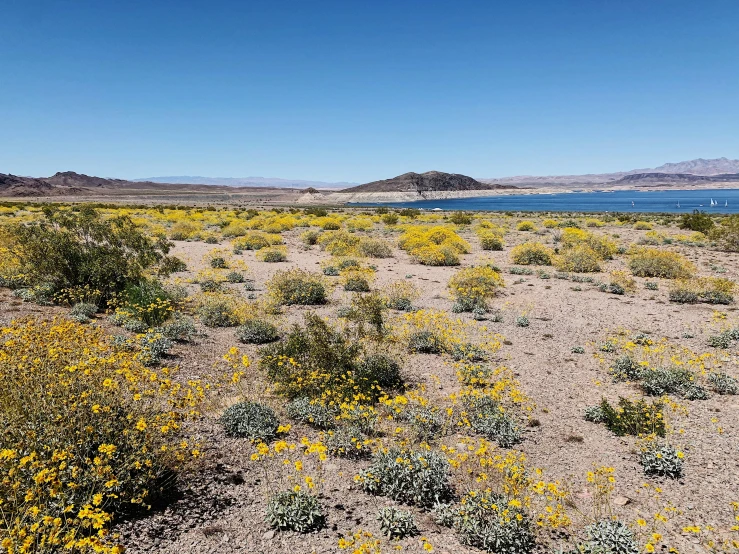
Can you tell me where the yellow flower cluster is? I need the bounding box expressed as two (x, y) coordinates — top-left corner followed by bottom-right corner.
(0, 318), (209, 553)
(398, 226), (470, 266)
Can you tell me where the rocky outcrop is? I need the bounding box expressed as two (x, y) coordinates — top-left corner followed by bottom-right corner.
(341, 171), (516, 194)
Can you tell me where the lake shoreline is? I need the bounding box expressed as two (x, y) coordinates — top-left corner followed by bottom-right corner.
(345, 187), (739, 213)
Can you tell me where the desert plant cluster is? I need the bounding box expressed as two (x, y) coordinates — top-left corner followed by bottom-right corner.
(0, 203), (738, 553)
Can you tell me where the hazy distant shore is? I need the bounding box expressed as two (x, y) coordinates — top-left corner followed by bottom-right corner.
(305, 181), (739, 205)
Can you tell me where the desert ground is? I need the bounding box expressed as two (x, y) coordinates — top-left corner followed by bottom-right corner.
(1, 205), (738, 554)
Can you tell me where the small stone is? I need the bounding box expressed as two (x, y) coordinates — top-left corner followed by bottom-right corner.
(263, 530), (275, 540)
(613, 496), (630, 506)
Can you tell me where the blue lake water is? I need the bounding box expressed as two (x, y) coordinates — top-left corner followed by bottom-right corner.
(353, 189), (739, 213)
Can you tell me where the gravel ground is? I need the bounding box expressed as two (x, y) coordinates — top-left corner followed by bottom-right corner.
(2, 219), (738, 554)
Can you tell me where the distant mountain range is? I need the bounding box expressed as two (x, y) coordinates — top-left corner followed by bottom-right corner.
(136, 176), (355, 190)
(482, 157), (739, 187)
(0, 171), (297, 197)
(3, 158), (739, 198)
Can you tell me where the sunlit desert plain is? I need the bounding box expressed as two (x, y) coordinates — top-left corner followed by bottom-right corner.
(0, 203), (737, 554)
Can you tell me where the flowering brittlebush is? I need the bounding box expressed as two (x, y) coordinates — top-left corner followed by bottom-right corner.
(0, 318), (215, 553)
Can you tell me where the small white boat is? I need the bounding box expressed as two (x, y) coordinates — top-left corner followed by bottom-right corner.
(726, 200), (728, 207)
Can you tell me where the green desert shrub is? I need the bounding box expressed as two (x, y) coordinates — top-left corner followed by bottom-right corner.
(466, 396), (521, 448)
(709, 372), (738, 395)
(226, 271), (245, 283)
(608, 355), (641, 381)
(259, 313), (384, 401)
(710, 215), (739, 252)
(118, 279), (175, 327)
(357, 237), (393, 258)
(196, 297), (240, 327)
(583, 405), (605, 423)
(435, 490), (535, 554)
(267, 269), (327, 305)
(220, 401), (280, 441)
(301, 229), (321, 246)
(69, 302), (98, 323)
(408, 331), (443, 354)
(356, 355), (403, 390)
(198, 279), (222, 292)
(679, 210), (714, 234)
(159, 255), (188, 274)
(136, 331), (173, 367)
(639, 367), (707, 400)
(597, 397), (666, 437)
(377, 507), (418, 539)
(236, 319), (279, 344)
(324, 426), (370, 460)
(158, 314), (197, 342)
(257, 246), (288, 262)
(2, 205), (170, 305)
(668, 277), (734, 305)
(286, 397), (337, 430)
(266, 490), (325, 533)
(382, 213), (399, 225)
(343, 274), (371, 292)
(707, 330), (733, 349)
(575, 519), (640, 554)
(396, 404), (445, 442)
(639, 442), (683, 479)
(356, 448), (453, 508)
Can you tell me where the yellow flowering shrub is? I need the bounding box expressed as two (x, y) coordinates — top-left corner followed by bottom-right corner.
(477, 229), (505, 251)
(447, 265), (504, 308)
(628, 247), (695, 279)
(559, 228), (617, 260)
(316, 230), (359, 256)
(232, 231), (283, 250)
(168, 221), (202, 240)
(395, 225), (468, 266)
(516, 220), (536, 231)
(510, 242), (554, 266)
(554, 244), (602, 273)
(0, 318), (208, 553)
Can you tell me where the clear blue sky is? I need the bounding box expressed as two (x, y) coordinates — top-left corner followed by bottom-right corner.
(1, 0), (738, 182)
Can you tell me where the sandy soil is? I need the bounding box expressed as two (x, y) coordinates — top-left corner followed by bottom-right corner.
(2, 219), (738, 554)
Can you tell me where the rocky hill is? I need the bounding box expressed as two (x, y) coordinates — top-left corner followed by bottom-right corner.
(341, 171), (516, 193)
(0, 173), (87, 196)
